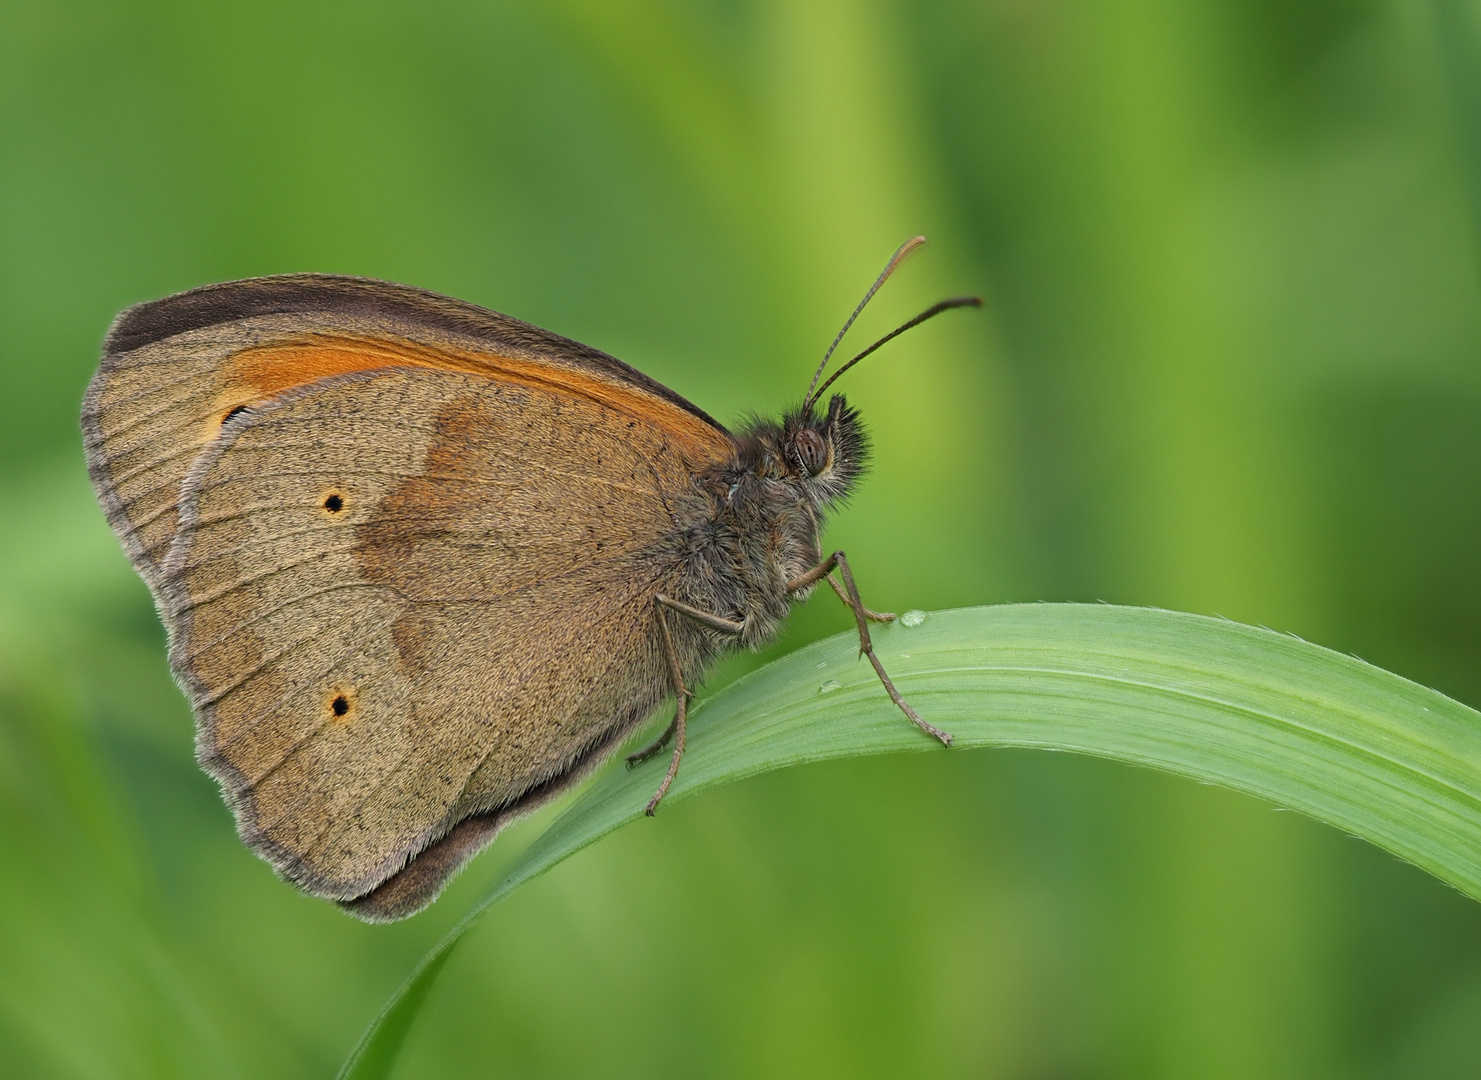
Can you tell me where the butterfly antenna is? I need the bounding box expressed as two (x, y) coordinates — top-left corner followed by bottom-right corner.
(806, 296), (982, 408)
(803, 235), (928, 412)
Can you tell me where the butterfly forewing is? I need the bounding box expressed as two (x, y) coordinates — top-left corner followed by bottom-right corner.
(161, 364), (728, 901)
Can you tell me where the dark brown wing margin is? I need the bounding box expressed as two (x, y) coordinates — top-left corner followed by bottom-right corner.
(104, 274), (728, 433)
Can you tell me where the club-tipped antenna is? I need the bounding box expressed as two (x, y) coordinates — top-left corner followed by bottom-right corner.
(805, 296), (982, 410)
(804, 235), (928, 411)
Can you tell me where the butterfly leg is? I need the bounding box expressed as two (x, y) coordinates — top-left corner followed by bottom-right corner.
(826, 574), (896, 623)
(638, 596), (745, 815)
(788, 551), (952, 747)
(625, 717), (677, 767)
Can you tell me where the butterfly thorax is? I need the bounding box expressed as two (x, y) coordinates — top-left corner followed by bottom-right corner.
(671, 394), (868, 653)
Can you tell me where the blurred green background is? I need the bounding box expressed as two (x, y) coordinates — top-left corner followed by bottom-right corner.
(3, 0), (1481, 1076)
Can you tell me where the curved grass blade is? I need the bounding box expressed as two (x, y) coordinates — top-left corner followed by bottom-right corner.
(339, 603), (1481, 1079)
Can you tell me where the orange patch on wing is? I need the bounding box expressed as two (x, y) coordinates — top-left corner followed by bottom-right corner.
(228, 339), (433, 393)
(219, 335), (731, 464)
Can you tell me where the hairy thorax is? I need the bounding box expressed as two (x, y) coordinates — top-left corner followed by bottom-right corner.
(672, 466), (824, 653)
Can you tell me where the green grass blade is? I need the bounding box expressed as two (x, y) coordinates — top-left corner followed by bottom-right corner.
(338, 603), (1481, 1079)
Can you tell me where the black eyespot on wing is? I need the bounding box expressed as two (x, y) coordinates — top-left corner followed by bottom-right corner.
(326, 687), (356, 720)
(323, 493), (344, 513)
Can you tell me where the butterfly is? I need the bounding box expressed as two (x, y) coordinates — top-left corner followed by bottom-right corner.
(82, 237), (977, 920)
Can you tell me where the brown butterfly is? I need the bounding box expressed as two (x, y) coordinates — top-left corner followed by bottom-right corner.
(81, 237), (978, 921)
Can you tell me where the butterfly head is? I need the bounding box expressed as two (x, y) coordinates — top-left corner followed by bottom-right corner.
(780, 393), (869, 508)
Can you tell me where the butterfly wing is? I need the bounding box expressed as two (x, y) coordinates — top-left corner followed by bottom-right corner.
(83, 274), (727, 591)
(163, 363), (733, 913)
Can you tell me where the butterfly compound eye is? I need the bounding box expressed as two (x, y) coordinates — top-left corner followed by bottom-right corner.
(793, 428), (828, 476)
